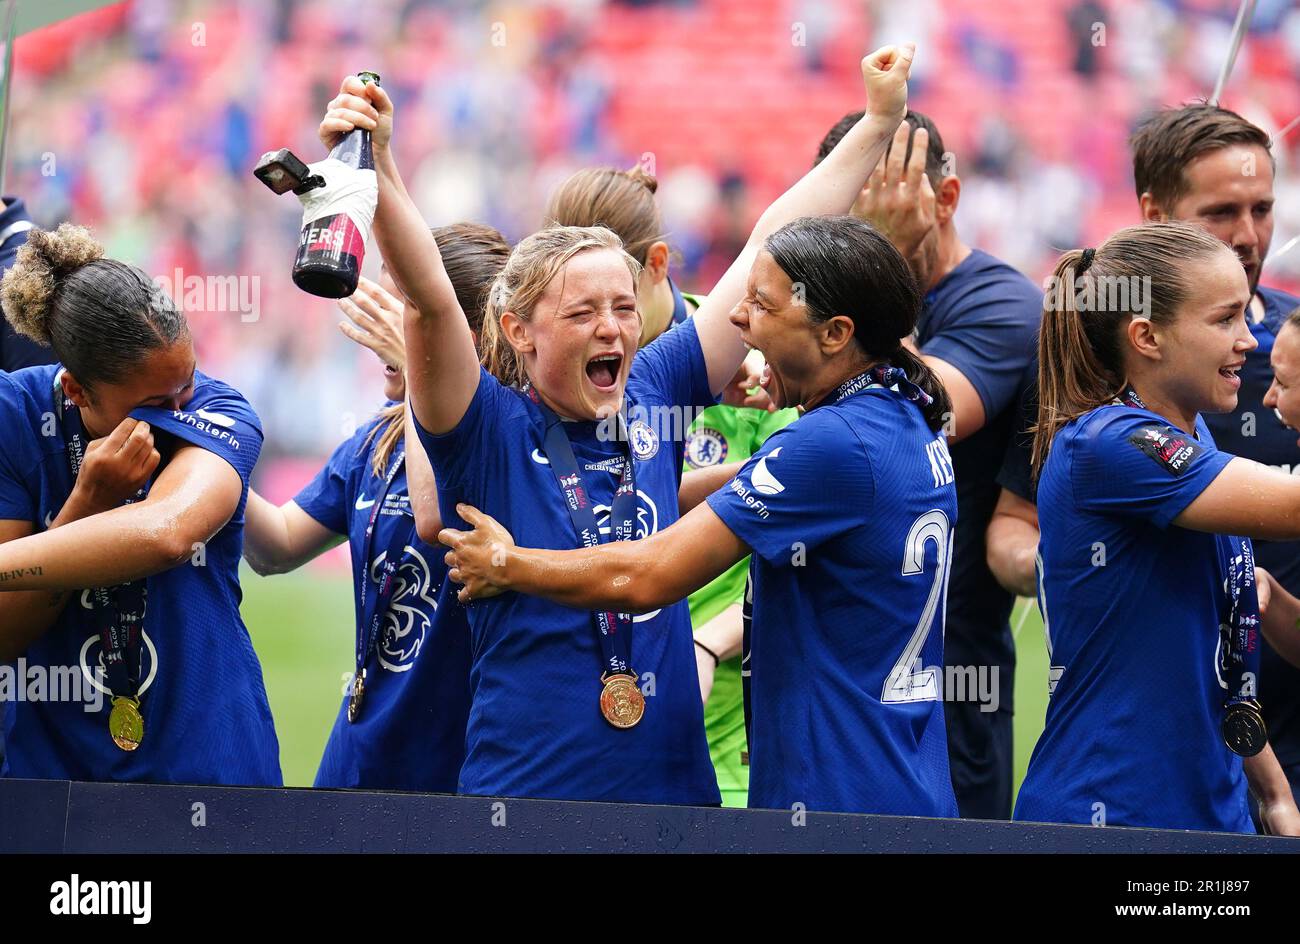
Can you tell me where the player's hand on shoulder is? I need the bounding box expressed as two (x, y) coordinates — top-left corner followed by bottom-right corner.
(74, 417), (161, 515)
(440, 503), (516, 603)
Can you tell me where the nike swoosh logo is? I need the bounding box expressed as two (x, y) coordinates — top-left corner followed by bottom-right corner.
(751, 446), (786, 495)
(355, 496), (376, 510)
(531, 448), (550, 465)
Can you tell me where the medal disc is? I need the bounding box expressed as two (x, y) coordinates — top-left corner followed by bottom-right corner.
(599, 673), (645, 729)
(347, 671), (366, 724)
(1222, 700), (1267, 757)
(108, 696), (144, 752)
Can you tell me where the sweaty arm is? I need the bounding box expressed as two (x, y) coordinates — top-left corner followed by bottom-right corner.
(242, 489), (344, 576)
(442, 500), (750, 615)
(985, 488), (1039, 598)
(1175, 457), (1300, 540)
(0, 445), (242, 594)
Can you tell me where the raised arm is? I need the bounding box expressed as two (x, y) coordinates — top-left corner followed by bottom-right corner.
(440, 501), (749, 614)
(1175, 457), (1300, 540)
(242, 490), (343, 576)
(406, 402), (442, 543)
(320, 77), (479, 434)
(690, 43), (915, 394)
(0, 445), (241, 592)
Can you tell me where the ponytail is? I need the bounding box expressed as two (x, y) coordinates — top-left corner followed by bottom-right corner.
(1031, 221), (1232, 477)
(1032, 249), (1124, 477)
(891, 343), (952, 433)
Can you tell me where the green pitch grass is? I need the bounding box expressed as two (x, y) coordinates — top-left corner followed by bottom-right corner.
(240, 564), (354, 787)
(242, 563), (1052, 799)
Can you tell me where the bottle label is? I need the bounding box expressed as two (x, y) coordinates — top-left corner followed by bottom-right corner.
(299, 212), (366, 260)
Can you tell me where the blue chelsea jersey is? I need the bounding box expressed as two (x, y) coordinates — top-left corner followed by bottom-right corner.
(0, 365), (281, 786)
(1015, 403), (1253, 832)
(707, 384), (960, 816)
(415, 318), (720, 805)
(294, 410), (471, 792)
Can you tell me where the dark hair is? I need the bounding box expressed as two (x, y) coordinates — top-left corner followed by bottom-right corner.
(815, 110), (948, 187)
(1033, 221), (1231, 475)
(763, 215), (951, 431)
(429, 221), (511, 337)
(1, 223), (188, 390)
(1130, 103), (1273, 209)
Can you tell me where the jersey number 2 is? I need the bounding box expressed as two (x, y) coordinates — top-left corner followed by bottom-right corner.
(882, 509), (953, 704)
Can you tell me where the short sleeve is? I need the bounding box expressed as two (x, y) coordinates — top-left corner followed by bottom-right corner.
(996, 364), (1038, 503)
(920, 273), (1040, 420)
(131, 381), (263, 486)
(630, 316), (715, 412)
(706, 413), (873, 567)
(1071, 411), (1232, 528)
(0, 374), (39, 522)
(413, 367), (515, 504)
(293, 433), (365, 535)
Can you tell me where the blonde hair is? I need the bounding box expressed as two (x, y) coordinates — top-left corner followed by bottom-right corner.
(1033, 221), (1232, 476)
(479, 225), (641, 390)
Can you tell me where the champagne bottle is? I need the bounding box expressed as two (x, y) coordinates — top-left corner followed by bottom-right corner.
(290, 70), (381, 299)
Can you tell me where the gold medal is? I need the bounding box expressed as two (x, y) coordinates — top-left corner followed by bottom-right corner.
(108, 696), (144, 752)
(599, 673), (645, 729)
(347, 670), (366, 724)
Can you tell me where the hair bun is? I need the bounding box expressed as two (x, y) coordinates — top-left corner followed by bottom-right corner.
(1, 223), (105, 346)
(624, 164), (659, 195)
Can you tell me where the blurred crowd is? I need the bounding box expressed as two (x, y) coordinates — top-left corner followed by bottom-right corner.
(3, 0), (1299, 464)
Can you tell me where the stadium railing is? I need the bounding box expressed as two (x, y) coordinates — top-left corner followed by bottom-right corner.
(2, 778), (1296, 852)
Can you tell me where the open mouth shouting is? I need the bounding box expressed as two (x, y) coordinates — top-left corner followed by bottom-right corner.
(585, 352), (624, 393)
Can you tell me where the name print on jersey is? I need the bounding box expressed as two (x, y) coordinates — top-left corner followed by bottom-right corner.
(925, 436), (955, 488)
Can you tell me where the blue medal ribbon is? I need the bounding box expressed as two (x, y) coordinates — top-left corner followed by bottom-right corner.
(355, 448), (412, 691)
(1220, 535), (1266, 754)
(52, 371), (149, 703)
(525, 386), (638, 679)
(816, 365), (934, 410)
